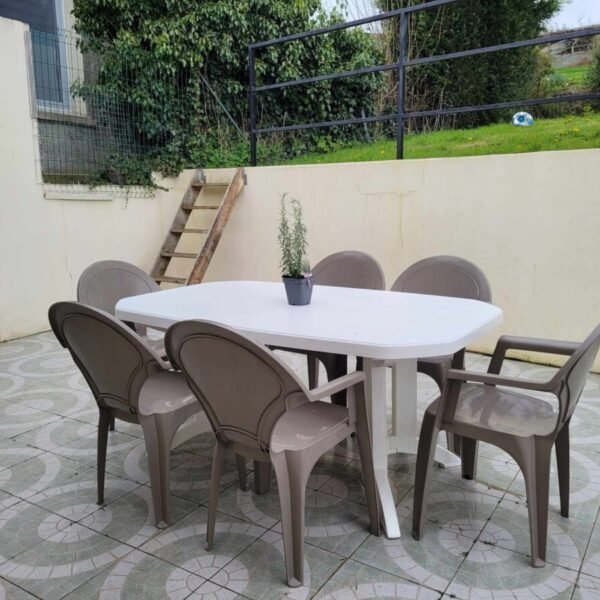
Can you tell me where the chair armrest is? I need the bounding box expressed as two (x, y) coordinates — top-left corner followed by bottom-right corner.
(488, 335), (579, 374)
(309, 371), (366, 402)
(447, 368), (556, 392)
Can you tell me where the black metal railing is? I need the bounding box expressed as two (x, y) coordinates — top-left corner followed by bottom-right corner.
(248, 0), (600, 165)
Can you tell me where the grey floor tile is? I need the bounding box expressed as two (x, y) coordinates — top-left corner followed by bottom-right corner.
(229, 529), (343, 600)
(62, 549), (206, 600)
(0, 577), (39, 599)
(0, 438), (43, 472)
(573, 572), (600, 600)
(313, 559), (442, 599)
(445, 543), (577, 599)
(0, 399), (61, 441)
(0, 452), (86, 501)
(352, 502), (475, 593)
(479, 494), (592, 572)
(399, 482), (501, 540)
(79, 484), (197, 547)
(580, 517), (600, 579)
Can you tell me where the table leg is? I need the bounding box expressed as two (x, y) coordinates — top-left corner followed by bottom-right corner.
(364, 358), (401, 539)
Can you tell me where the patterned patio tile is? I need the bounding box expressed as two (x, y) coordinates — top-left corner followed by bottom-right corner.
(217, 472), (373, 559)
(228, 529), (343, 600)
(398, 483), (501, 540)
(313, 559), (442, 599)
(0, 577), (39, 599)
(0, 517), (132, 600)
(14, 420), (140, 470)
(5, 343), (79, 384)
(573, 573), (600, 600)
(0, 451), (86, 501)
(430, 455), (518, 499)
(0, 373), (28, 400)
(0, 398), (61, 440)
(508, 447), (600, 525)
(580, 517), (600, 579)
(478, 495), (592, 572)
(79, 485), (197, 547)
(24, 471), (138, 521)
(352, 501), (475, 593)
(61, 549), (207, 600)
(445, 543), (577, 600)
(167, 452), (242, 505)
(1, 380), (94, 420)
(0, 437), (43, 472)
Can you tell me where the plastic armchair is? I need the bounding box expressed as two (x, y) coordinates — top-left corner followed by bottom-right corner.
(48, 302), (247, 526)
(77, 260), (164, 353)
(412, 325), (600, 568)
(166, 320), (380, 587)
(391, 255), (492, 458)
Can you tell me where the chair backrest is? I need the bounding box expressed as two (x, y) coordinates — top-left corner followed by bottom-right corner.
(166, 320), (310, 452)
(77, 260), (159, 316)
(312, 251), (385, 290)
(391, 255), (492, 302)
(553, 324), (600, 426)
(49, 301), (164, 414)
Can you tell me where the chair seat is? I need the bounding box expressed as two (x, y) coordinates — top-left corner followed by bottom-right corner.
(138, 371), (198, 416)
(441, 383), (558, 437)
(271, 401), (349, 452)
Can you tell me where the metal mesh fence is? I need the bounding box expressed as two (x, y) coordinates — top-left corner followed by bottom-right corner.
(29, 28), (246, 196)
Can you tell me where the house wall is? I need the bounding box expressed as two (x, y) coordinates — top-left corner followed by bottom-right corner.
(2, 16), (600, 371)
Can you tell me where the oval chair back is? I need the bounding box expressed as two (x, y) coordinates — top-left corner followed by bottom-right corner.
(392, 255), (491, 302)
(313, 251), (385, 291)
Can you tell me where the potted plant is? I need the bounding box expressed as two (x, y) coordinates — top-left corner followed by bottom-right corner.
(278, 194), (313, 306)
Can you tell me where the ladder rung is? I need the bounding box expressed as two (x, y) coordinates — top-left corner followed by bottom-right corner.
(154, 275), (187, 284)
(160, 251), (197, 259)
(184, 205), (221, 210)
(171, 227), (209, 234)
(191, 181), (229, 189)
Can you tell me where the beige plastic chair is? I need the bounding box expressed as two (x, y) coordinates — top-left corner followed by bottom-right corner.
(49, 301), (208, 526)
(413, 325), (600, 567)
(166, 320), (380, 587)
(77, 259), (164, 353)
(391, 255), (492, 457)
(275, 251), (385, 406)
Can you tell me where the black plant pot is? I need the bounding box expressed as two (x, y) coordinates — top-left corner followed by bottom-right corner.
(282, 275), (313, 306)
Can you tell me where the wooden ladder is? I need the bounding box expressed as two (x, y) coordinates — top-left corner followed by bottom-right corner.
(152, 167), (246, 287)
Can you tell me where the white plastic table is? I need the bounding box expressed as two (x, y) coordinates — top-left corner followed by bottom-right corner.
(116, 280), (502, 538)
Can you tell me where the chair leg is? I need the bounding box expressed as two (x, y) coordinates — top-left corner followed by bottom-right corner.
(461, 437), (479, 480)
(271, 450), (314, 588)
(412, 409), (439, 540)
(236, 454), (249, 492)
(446, 432), (462, 457)
(139, 414), (167, 526)
(254, 461), (272, 495)
(307, 354), (319, 389)
(521, 439), (552, 567)
(207, 440), (227, 550)
(555, 420), (570, 518)
(323, 354), (348, 407)
(97, 409), (111, 505)
(109, 416), (115, 432)
(354, 384), (380, 536)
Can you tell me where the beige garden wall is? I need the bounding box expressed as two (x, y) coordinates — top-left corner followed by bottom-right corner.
(2, 16), (600, 370)
(202, 149), (600, 370)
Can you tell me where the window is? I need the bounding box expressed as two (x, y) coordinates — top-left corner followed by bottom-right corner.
(0, 0), (70, 111)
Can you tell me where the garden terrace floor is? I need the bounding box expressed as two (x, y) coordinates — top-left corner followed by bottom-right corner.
(0, 332), (600, 599)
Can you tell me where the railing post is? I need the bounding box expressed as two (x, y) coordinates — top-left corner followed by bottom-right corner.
(248, 46), (257, 166)
(396, 12), (409, 160)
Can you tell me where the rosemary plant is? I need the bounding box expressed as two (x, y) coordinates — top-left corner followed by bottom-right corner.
(278, 194), (310, 278)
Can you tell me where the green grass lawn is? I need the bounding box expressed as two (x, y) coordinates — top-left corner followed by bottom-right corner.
(286, 113), (600, 165)
(555, 65), (591, 89)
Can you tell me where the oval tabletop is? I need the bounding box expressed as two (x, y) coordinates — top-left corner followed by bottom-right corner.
(116, 280), (503, 360)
